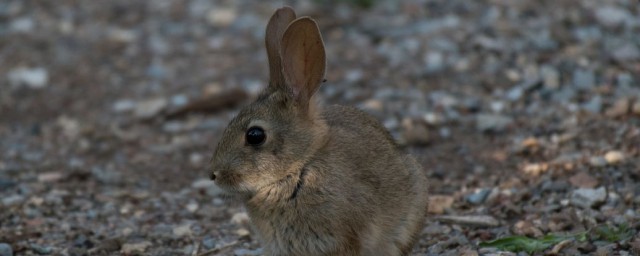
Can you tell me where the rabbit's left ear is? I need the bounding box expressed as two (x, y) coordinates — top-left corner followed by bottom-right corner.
(265, 7), (296, 89)
(281, 17), (326, 108)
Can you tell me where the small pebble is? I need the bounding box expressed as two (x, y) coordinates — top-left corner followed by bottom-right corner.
(112, 99), (136, 113)
(571, 187), (607, 209)
(120, 241), (151, 254)
(201, 237), (216, 250)
(475, 114), (513, 132)
(465, 188), (491, 205)
(231, 212), (250, 225)
(604, 151), (625, 164)
(8, 67), (48, 88)
(172, 224), (192, 237)
(588, 156), (607, 167)
(134, 98), (168, 119)
(233, 248), (262, 256)
(0, 243), (13, 256)
(29, 244), (53, 255)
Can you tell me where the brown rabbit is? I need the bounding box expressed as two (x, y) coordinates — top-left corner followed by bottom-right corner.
(210, 6), (429, 256)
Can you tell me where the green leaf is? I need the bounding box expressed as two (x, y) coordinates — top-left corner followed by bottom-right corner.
(593, 223), (634, 242)
(479, 234), (568, 254)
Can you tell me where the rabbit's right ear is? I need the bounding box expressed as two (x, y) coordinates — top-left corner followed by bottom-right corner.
(281, 17), (326, 110)
(265, 7), (296, 89)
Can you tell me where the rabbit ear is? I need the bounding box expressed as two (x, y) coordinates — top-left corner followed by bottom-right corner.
(281, 17), (326, 108)
(265, 7), (296, 89)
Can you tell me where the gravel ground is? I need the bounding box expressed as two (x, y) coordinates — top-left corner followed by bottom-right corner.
(1, 0), (639, 255)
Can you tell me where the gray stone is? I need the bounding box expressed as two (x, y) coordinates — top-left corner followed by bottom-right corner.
(588, 156), (607, 167)
(595, 6), (632, 27)
(617, 73), (633, 87)
(233, 248), (262, 256)
(582, 95), (602, 113)
(465, 188), (491, 205)
(8, 67), (49, 89)
(572, 69), (595, 89)
(29, 244), (52, 255)
(612, 44), (640, 62)
(134, 98), (168, 119)
(571, 187), (607, 209)
(0, 243), (12, 256)
(121, 241), (151, 254)
(2, 195), (24, 206)
(112, 99), (136, 113)
(0, 178), (16, 191)
(201, 237), (216, 250)
(476, 114), (513, 132)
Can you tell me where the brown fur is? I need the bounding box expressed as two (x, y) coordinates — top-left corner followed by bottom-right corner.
(210, 7), (429, 256)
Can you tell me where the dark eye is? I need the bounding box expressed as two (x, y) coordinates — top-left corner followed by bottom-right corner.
(246, 126), (266, 146)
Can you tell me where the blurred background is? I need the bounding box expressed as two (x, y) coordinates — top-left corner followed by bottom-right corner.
(1, 0), (639, 255)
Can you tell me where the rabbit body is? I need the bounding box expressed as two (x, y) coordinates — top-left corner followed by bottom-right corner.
(210, 7), (428, 256)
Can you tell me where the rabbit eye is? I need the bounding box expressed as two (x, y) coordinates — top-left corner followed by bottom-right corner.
(246, 126), (266, 146)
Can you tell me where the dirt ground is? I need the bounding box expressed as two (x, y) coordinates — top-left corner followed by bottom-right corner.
(1, 0), (639, 255)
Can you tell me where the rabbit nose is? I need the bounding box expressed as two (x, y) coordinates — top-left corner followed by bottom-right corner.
(210, 172), (217, 180)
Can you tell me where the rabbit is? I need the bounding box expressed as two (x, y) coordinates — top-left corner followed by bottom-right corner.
(210, 6), (429, 256)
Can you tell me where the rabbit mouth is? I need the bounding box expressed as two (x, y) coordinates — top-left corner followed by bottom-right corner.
(214, 172), (252, 194)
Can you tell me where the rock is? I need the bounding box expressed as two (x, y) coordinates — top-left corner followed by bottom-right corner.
(134, 98), (167, 119)
(172, 224), (192, 237)
(632, 101), (640, 115)
(8, 67), (49, 89)
(29, 244), (53, 255)
(0, 243), (13, 256)
(2, 195), (25, 206)
(569, 172), (599, 188)
(513, 220), (543, 237)
(201, 237), (216, 250)
(424, 51), (445, 73)
(189, 153), (204, 166)
(108, 28), (137, 43)
(605, 98), (630, 117)
(588, 156), (607, 167)
(112, 99), (136, 113)
(611, 44), (640, 62)
(170, 94), (188, 107)
(582, 95), (602, 113)
(595, 6), (632, 27)
(56, 116), (81, 139)
(186, 202), (199, 213)
(505, 86), (524, 101)
(540, 65), (560, 89)
(572, 69), (595, 89)
(9, 17), (34, 33)
(401, 118), (430, 145)
(465, 188), (491, 205)
(233, 248), (262, 256)
(120, 241), (151, 254)
(475, 114), (513, 132)
(231, 212), (250, 226)
(0, 178), (16, 191)
(37, 172), (63, 183)
(436, 215), (500, 227)
(235, 228), (251, 237)
(428, 195), (454, 214)
(604, 151), (625, 164)
(522, 163), (548, 176)
(91, 167), (122, 185)
(571, 187), (607, 209)
(206, 8), (237, 27)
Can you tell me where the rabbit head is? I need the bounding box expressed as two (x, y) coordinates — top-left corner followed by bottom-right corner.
(210, 7), (328, 197)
